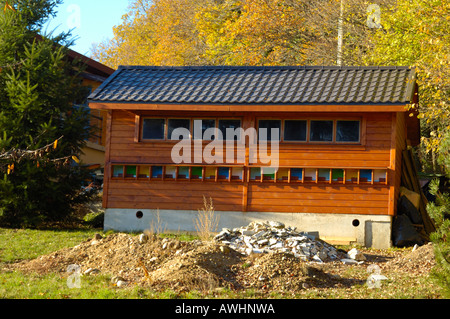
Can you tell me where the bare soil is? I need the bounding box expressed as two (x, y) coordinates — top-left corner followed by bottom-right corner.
(7, 232), (437, 294)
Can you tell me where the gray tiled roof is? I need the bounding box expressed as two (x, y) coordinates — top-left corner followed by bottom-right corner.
(88, 66), (416, 105)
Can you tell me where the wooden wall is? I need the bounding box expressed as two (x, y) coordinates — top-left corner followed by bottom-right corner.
(103, 110), (401, 216)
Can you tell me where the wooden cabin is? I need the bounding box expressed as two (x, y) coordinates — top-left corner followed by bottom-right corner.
(67, 49), (115, 170)
(88, 66), (419, 248)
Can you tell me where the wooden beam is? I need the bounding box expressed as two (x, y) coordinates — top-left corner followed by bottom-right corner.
(134, 114), (141, 143)
(388, 113), (397, 216)
(89, 102), (409, 113)
(102, 110), (113, 209)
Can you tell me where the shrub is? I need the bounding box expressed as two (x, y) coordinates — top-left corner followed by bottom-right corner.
(426, 132), (450, 297)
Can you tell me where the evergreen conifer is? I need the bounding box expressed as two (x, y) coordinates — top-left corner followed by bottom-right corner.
(0, 0), (92, 226)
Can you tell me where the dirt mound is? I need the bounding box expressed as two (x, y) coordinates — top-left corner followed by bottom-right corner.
(235, 252), (328, 291)
(149, 243), (243, 292)
(7, 232), (438, 294)
(11, 233), (197, 283)
(382, 242), (436, 275)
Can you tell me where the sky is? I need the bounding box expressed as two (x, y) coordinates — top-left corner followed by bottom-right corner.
(44, 0), (131, 57)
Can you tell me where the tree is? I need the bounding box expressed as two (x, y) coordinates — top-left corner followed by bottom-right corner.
(92, 0), (348, 68)
(92, 0), (210, 68)
(0, 0), (92, 227)
(359, 0), (450, 173)
(196, 0), (320, 66)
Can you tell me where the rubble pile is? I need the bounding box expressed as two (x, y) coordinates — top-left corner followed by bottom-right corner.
(214, 221), (346, 263)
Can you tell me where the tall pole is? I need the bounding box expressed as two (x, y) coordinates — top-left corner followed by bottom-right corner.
(337, 0), (344, 66)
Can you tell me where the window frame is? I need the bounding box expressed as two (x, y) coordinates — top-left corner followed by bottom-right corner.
(283, 119), (308, 142)
(335, 120), (361, 144)
(279, 117), (363, 145)
(139, 116), (362, 145)
(217, 118), (243, 141)
(167, 118), (192, 141)
(192, 118), (217, 141)
(257, 119), (282, 142)
(140, 116), (243, 142)
(309, 119), (335, 143)
(141, 118), (166, 141)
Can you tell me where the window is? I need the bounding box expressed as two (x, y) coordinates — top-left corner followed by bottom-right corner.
(277, 168), (289, 182)
(112, 165), (124, 178)
(318, 169), (330, 182)
(310, 120), (333, 142)
(138, 166), (150, 178)
(346, 169), (359, 183)
(290, 168), (303, 181)
(332, 169), (344, 182)
(205, 167), (216, 180)
(304, 168), (316, 182)
(191, 167), (203, 179)
(165, 166), (176, 179)
(336, 121), (360, 142)
(193, 119), (216, 140)
(151, 166), (163, 179)
(284, 120), (307, 141)
(112, 164), (387, 185)
(218, 167), (230, 180)
(125, 166), (137, 178)
(177, 166), (190, 179)
(218, 119), (241, 140)
(374, 170), (387, 183)
(258, 120), (281, 141)
(231, 167), (243, 181)
(262, 167), (276, 181)
(360, 169), (372, 183)
(250, 167), (261, 181)
(142, 119), (165, 140)
(168, 119), (190, 140)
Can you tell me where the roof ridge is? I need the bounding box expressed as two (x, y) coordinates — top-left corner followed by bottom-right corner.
(116, 65), (413, 71)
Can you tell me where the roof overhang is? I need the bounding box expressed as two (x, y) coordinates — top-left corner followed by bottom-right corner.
(88, 102), (410, 113)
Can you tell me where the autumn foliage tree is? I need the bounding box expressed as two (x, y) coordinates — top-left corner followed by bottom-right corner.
(93, 0), (449, 175)
(360, 0), (450, 173)
(0, 0), (92, 227)
(92, 0), (351, 67)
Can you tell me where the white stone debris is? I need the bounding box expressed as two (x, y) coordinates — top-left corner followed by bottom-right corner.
(347, 248), (367, 261)
(139, 233), (149, 244)
(214, 221), (344, 263)
(83, 268), (100, 275)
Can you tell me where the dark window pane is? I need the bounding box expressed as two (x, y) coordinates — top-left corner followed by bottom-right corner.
(142, 119), (165, 140)
(112, 165), (124, 178)
(218, 167), (230, 180)
(218, 119), (241, 140)
(258, 120), (281, 141)
(168, 119), (190, 140)
(125, 166), (137, 178)
(336, 121), (360, 142)
(151, 166), (163, 178)
(193, 119), (216, 140)
(284, 120), (307, 141)
(310, 120), (333, 142)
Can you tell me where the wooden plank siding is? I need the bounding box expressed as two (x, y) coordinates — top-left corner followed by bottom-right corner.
(108, 111), (392, 168)
(392, 112), (408, 214)
(104, 110), (396, 216)
(107, 180), (244, 211)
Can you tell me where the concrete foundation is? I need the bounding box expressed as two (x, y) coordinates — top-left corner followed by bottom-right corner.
(104, 208), (393, 249)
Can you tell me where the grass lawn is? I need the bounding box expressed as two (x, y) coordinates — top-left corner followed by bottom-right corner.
(0, 227), (444, 300)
